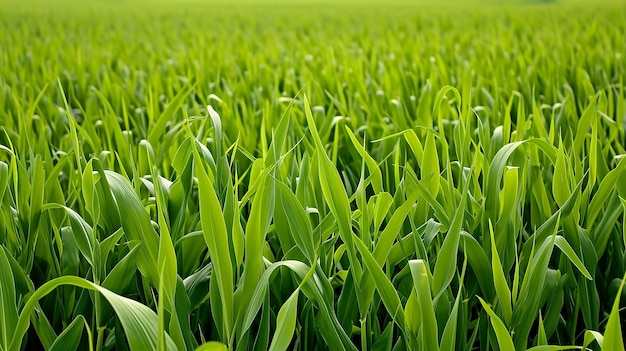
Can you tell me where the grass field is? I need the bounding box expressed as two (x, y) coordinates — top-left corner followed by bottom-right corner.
(0, 0), (625, 350)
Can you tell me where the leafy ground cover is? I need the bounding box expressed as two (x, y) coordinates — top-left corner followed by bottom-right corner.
(0, 0), (625, 350)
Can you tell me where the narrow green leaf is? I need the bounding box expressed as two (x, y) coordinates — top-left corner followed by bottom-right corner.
(49, 315), (86, 351)
(432, 176), (470, 297)
(489, 221), (512, 324)
(268, 289), (299, 351)
(554, 236), (592, 280)
(106, 171), (161, 285)
(583, 330), (604, 349)
(10, 276), (176, 351)
(478, 297), (515, 351)
(602, 272), (626, 351)
(0, 247), (18, 351)
(409, 260), (439, 351)
(353, 238), (405, 329)
(422, 131), (440, 197)
(147, 80), (195, 147)
(344, 126), (383, 193)
(553, 140), (571, 207)
(193, 144), (233, 344)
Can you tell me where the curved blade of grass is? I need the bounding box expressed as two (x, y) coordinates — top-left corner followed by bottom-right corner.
(0, 162), (7, 203)
(553, 236), (592, 280)
(42, 204), (95, 268)
(484, 139), (556, 227)
(478, 296), (515, 351)
(514, 223), (559, 349)
(193, 144), (233, 344)
(552, 139), (572, 207)
(432, 174), (470, 297)
(241, 260), (355, 351)
(235, 172), (275, 330)
(409, 259), (438, 351)
(344, 126), (383, 194)
(49, 315), (86, 351)
(304, 95), (363, 301)
(354, 237), (405, 329)
(372, 188), (421, 264)
(587, 157), (626, 226)
(422, 131), (440, 197)
(268, 289), (299, 351)
(460, 232), (495, 300)
(601, 272), (626, 351)
(489, 221), (512, 324)
(275, 181), (316, 263)
(583, 330), (604, 349)
(10, 276), (176, 351)
(101, 246), (140, 293)
(0, 246), (18, 351)
(105, 171), (160, 285)
(439, 252), (467, 351)
(147, 80), (195, 147)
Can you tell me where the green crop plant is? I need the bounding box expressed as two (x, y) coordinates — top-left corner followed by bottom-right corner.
(0, 0), (625, 350)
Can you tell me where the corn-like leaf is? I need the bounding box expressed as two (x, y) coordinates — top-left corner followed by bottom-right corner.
(106, 171), (161, 285)
(354, 237), (405, 329)
(236, 171), (275, 331)
(193, 145), (234, 344)
(304, 95), (363, 297)
(241, 260), (355, 351)
(10, 276), (176, 351)
(409, 260), (438, 351)
(552, 140), (571, 207)
(553, 236), (592, 280)
(147, 81), (195, 147)
(344, 126), (383, 194)
(422, 131), (440, 197)
(498, 166), (518, 224)
(432, 176), (470, 297)
(46, 203), (96, 262)
(275, 182), (316, 263)
(0, 247), (18, 351)
(513, 225), (559, 350)
(478, 297), (515, 351)
(588, 157), (626, 226)
(583, 330), (604, 349)
(268, 289), (299, 351)
(439, 254), (466, 351)
(48, 315), (86, 351)
(573, 96), (597, 155)
(601, 272), (626, 351)
(489, 221), (512, 324)
(404, 290), (421, 336)
(0, 162), (8, 203)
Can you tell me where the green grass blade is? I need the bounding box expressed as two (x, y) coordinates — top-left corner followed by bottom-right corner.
(49, 315), (86, 351)
(0, 247), (18, 351)
(478, 297), (515, 351)
(193, 144), (234, 344)
(432, 175), (470, 297)
(601, 272), (626, 351)
(268, 289), (299, 351)
(409, 259), (439, 351)
(489, 221), (513, 324)
(10, 276), (176, 351)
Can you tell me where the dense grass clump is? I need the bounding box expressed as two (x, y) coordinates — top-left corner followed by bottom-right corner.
(0, 0), (625, 350)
